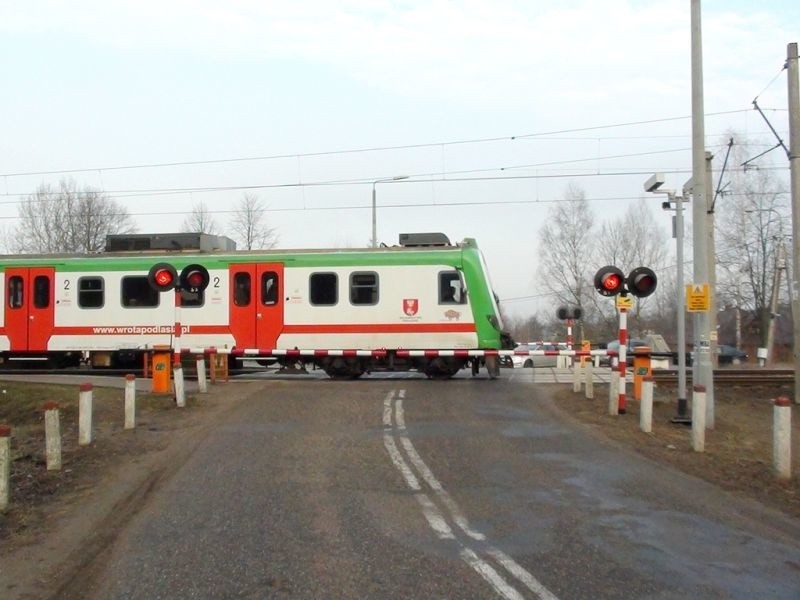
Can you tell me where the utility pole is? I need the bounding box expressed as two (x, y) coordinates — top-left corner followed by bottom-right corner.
(691, 0), (714, 427)
(706, 151), (718, 368)
(787, 42), (799, 403)
(766, 241), (786, 366)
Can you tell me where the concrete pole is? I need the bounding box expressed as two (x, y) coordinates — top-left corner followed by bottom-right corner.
(174, 361), (186, 408)
(691, 0), (714, 426)
(124, 374), (136, 430)
(43, 402), (62, 471)
(78, 383), (93, 446)
(640, 377), (654, 433)
(706, 151), (719, 370)
(0, 424), (11, 511)
(585, 360), (594, 399)
(766, 242), (785, 366)
(608, 372), (619, 416)
(573, 362), (582, 393)
(196, 355), (208, 393)
(692, 385), (706, 452)
(773, 396), (792, 479)
(371, 184), (377, 248)
(786, 42), (799, 403)
(674, 191), (690, 421)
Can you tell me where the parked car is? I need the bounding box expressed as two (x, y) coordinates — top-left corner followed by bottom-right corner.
(600, 339), (649, 367)
(718, 345), (748, 364)
(511, 343), (565, 368)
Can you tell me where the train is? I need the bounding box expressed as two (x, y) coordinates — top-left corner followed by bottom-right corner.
(0, 232), (514, 379)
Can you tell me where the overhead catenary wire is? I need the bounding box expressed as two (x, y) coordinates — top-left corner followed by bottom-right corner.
(0, 108), (779, 180)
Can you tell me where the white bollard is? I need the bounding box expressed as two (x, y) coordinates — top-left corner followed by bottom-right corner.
(43, 402), (62, 470)
(196, 355), (208, 394)
(124, 374), (136, 430)
(0, 424), (10, 511)
(573, 363), (582, 393)
(692, 385), (706, 452)
(773, 396), (792, 480)
(174, 362), (186, 408)
(640, 377), (654, 433)
(78, 383), (93, 446)
(608, 374), (619, 416)
(585, 361), (594, 399)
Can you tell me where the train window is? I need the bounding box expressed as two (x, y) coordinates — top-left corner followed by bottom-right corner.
(309, 272), (337, 306)
(121, 276), (159, 308)
(350, 272), (378, 305)
(7, 276), (23, 309)
(78, 277), (104, 309)
(439, 271), (466, 305)
(33, 275), (50, 309)
(234, 273), (251, 306)
(262, 271), (279, 306)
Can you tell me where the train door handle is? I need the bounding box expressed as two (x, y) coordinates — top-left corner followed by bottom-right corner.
(257, 313), (263, 319)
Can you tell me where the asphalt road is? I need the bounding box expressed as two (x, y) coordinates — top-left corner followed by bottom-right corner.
(75, 376), (800, 599)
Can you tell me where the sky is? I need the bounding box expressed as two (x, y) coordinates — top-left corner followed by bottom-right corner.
(0, 0), (797, 319)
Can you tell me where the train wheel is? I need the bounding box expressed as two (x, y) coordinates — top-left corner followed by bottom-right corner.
(423, 357), (464, 379)
(322, 357), (365, 379)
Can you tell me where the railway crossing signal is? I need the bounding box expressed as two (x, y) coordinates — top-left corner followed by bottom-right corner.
(556, 306), (583, 320)
(147, 263), (178, 292)
(593, 265), (658, 298)
(180, 264), (210, 293)
(147, 263), (210, 293)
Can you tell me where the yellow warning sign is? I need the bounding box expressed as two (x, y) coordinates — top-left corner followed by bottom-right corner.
(616, 295), (634, 310)
(686, 283), (710, 312)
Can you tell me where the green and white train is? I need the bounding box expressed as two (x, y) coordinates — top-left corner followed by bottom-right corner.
(0, 232), (514, 378)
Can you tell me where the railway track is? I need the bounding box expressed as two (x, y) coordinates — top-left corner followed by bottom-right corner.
(651, 368), (794, 385)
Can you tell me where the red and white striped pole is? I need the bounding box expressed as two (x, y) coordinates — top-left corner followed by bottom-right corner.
(173, 289), (182, 360)
(566, 319), (573, 350)
(618, 306), (628, 414)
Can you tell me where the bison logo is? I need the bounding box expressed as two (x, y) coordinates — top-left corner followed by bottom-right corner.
(444, 309), (461, 321)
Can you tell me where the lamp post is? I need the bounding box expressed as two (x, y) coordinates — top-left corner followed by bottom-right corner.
(646, 173), (692, 423)
(371, 175), (409, 248)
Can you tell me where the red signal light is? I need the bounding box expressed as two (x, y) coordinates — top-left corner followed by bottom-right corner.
(147, 263), (178, 292)
(594, 266), (625, 297)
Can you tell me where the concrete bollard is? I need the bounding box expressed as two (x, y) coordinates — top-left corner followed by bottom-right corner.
(43, 402), (62, 470)
(174, 361), (186, 408)
(124, 374), (136, 430)
(78, 383), (93, 446)
(196, 355), (208, 394)
(692, 385), (706, 452)
(640, 376), (654, 433)
(773, 396), (792, 480)
(585, 361), (594, 399)
(0, 424), (10, 511)
(608, 374), (619, 416)
(573, 364), (582, 393)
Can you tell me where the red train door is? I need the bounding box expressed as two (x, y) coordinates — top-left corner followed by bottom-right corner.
(228, 263), (284, 349)
(4, 267), (56, 352)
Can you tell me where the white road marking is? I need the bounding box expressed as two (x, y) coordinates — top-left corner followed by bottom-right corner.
(460, 547), (526, 600)
(383, 388), (560, 600)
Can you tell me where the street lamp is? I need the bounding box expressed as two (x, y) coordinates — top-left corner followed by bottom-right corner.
(371, 175), (409, 248)
(646, 173), (692, 423)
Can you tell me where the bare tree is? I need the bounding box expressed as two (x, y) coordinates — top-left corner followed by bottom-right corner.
(229, 193), (278, 250)
(181, 200), (219, 235)
(714, 134), (789, 349)
(537, 183), (595, 338)
(14, 179), (137, 253)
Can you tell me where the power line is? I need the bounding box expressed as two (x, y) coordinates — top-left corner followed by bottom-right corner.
(0, 109), (769, 179)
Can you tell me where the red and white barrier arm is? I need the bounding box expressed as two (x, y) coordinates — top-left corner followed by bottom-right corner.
(177, 347), (618, 359)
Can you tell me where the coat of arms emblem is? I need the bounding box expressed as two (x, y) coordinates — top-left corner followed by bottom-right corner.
(403, 298), (419, 316)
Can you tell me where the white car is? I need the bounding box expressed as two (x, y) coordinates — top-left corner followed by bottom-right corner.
(511, 343), (565, 368)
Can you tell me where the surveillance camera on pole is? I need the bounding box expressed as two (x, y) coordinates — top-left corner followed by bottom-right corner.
(644, 172), (665, 193)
